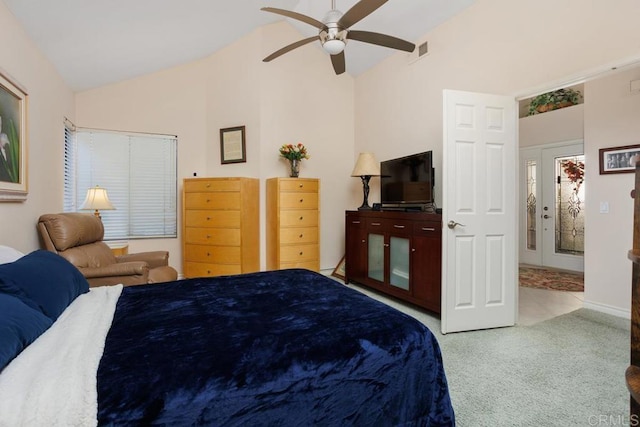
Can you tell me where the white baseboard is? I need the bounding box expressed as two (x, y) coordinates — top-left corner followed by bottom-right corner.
(583, 299), (630, 319)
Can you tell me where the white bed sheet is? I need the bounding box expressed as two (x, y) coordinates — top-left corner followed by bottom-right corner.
(0, 284), (123, 427)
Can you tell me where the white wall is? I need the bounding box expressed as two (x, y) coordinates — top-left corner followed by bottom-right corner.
(76, 22), (355, 273)
(0, 1), (74, 252)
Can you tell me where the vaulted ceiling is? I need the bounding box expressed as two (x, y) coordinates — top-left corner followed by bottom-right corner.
(3, 0), (474, 91)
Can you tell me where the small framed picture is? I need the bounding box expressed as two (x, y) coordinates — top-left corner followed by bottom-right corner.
(332, 256), (346, 281)
(220, 126), (246, 164)
(599, 144), (640, 174)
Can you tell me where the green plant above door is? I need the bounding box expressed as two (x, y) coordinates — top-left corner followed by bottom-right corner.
(528, 88), (583, 116)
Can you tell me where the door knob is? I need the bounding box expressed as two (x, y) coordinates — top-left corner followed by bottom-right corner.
(447, 220), (465, 229)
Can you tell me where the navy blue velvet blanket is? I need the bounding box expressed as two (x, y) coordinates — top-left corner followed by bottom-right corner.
(97, 269), (454, 426)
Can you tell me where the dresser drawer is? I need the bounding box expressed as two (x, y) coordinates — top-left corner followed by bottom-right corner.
(184, 244), (241, 264)
(346, 216), (365, 228)
(184, 179), (241, 193)
(279, 192), (318, 210)
(184, 192), (240, 210)
(279, 179), (319, 193)
(184, 262), (241, 278)
(413, 221), (441, 237)
(280, 210), (319, 227)
(280, 244), (319, 262)
(184, 210), (240, 228)
(184, 227), (240, 246)
(279, 227), (318, 245)
(279, 260), (320, 271)
(366, 217), (412, 234)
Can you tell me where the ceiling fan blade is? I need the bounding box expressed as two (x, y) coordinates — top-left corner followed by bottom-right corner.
(330, 51), (346, 75)
(338, 0), (388, 29)
(263, 36), (319, 62)
(261, 7), (326, 30)
(347, 30), (415, 52)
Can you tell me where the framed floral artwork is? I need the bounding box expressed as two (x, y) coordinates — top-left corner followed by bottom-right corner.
(599, 144), (640, 175)
(0, 70), (28, 201)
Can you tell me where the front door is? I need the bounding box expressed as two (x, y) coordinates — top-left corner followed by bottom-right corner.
(519, 142), (585, 272)
(441, 90), (518, 334)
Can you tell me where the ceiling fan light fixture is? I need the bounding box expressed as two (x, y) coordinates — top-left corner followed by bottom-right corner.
(322, 39), (346, 55)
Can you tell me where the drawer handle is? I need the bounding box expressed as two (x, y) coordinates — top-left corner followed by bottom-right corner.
(206, 199), (210, 203)
(299, 251), (303, 256)
(299, 216), (304, 220)
(207, 252), (211, 256)
(206, 217), (211, 220)
(299, 184), (303, 188)
(299, 234), (303, 238)
(371, 222), (381, 226)
(411, 248), (416, 252)
(299, 199), (304, 203)
(383, 243), (389, 247)
(394, 225), (405, 229)
(422, 227), (436, 232)
(206, 183), (210, 187)
(206, 235), (211, 239)
(352, 220), (361, 224)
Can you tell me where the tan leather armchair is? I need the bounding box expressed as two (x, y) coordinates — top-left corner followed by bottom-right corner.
(37, 213), (178, 287)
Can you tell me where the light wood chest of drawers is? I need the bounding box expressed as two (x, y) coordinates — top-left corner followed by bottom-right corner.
(266, 177), (320, 271)
(182, 177), (259, 278)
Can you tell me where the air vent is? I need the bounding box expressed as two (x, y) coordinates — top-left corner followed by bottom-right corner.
(409, 41), (429, 64)
(418, 41), (429, 57)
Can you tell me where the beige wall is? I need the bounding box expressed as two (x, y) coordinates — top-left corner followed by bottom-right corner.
(584, 66), (640, 316)
(0, 1), (74, 252)
(4, 0), (639, 315)
(356, 0), (640, 208)
(519, 105), (584, 149)
(76, 22), (355, 273)
(354, 0), (640, 316)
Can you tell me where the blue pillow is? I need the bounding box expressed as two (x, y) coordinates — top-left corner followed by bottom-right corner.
(0, 293), (53, 371)
(0, 250), (89, 320)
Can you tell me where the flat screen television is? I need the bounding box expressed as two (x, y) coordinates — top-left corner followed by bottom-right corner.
(380, 151), (434, 208)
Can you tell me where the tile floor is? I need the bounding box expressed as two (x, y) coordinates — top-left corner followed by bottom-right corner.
(517, 286), (584, 326)
(328, 270), (585, 327)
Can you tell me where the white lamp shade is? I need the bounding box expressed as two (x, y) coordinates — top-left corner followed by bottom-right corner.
(79, 186), (115, 211)
(351, 152), (380, 177)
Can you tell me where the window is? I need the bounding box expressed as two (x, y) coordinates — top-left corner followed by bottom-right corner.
(64, 127), (177, 240)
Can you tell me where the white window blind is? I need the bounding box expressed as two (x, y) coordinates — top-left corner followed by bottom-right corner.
(64, 128), (177, 240)
(63, 123), (76, 213)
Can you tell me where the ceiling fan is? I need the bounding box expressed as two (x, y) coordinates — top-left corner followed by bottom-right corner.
(261, 0), (416, 75)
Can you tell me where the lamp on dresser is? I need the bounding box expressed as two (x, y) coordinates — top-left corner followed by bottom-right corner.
(351, 152), (380, 211)
(79, 185), (115, 220)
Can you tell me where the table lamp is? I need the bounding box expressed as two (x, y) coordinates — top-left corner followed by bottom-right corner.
(79, 185), (115, 219)
(351, 152), (380, 210)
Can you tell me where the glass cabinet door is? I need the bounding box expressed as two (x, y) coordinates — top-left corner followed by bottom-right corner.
(389, 236), (410, 290)
(367, 233), (384, 282)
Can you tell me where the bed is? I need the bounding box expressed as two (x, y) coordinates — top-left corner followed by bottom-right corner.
(0, 248), (455, 426)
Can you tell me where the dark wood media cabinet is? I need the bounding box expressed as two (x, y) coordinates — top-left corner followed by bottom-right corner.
(344, 210), (442, 314)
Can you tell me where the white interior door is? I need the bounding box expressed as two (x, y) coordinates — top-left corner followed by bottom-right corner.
(441, 90), (517, 334)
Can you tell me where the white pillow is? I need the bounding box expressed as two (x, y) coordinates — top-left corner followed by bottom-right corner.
(0, 245), (25, 264)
